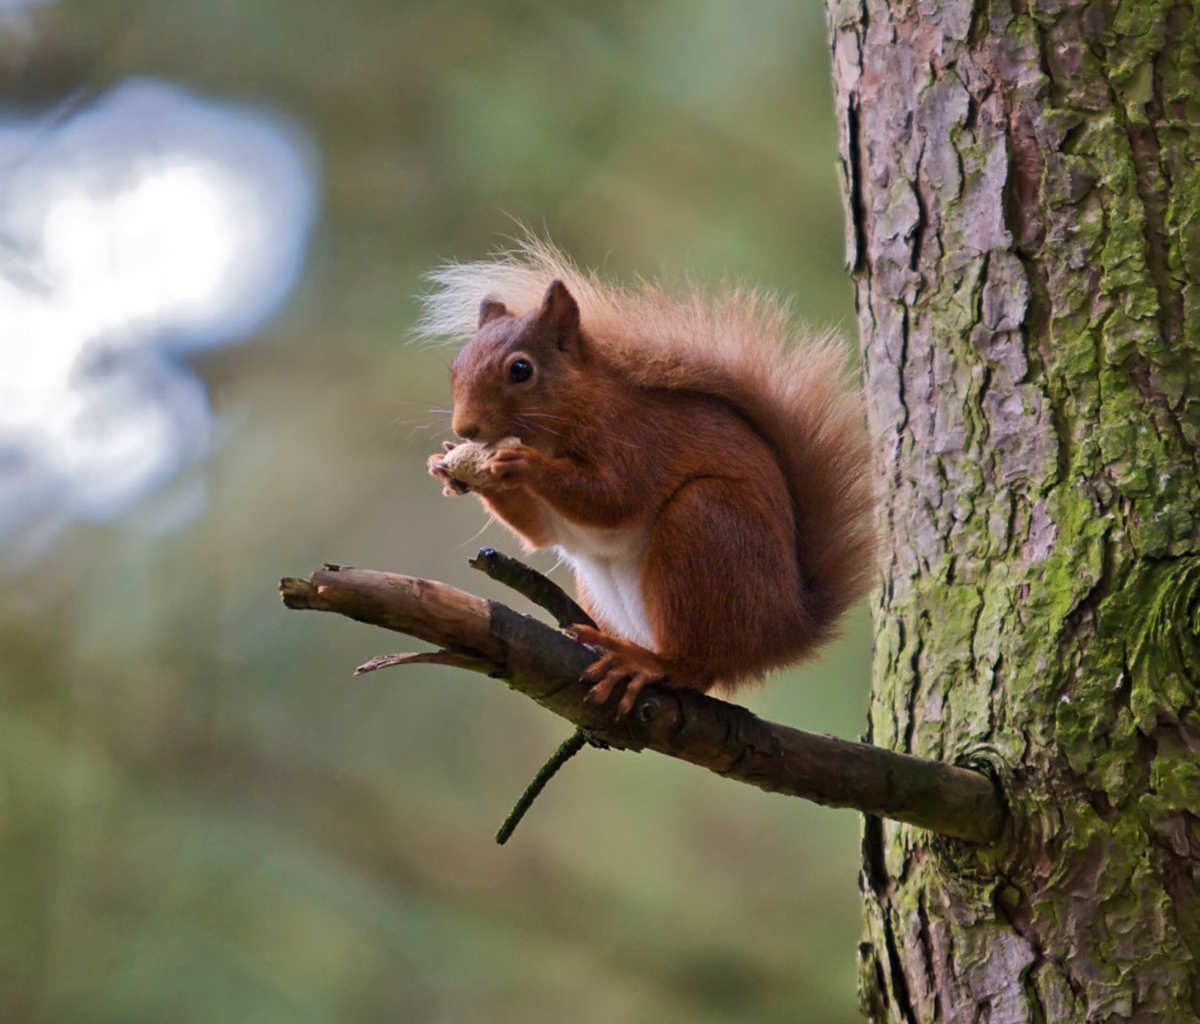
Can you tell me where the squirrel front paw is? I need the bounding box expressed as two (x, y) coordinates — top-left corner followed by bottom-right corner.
(427, 449), (470, 496)
(483, 443), (540, 487)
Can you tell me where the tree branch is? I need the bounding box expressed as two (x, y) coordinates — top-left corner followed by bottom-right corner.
(280, 565), (1004, 844)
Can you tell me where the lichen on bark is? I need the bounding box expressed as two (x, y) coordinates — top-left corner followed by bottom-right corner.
(826, 0), (1200, 1019)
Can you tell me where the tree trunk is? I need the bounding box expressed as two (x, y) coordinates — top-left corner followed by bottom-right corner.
(826, 0), (1200, 1020)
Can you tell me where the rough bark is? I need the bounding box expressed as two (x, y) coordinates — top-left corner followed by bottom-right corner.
(827, 0), (1200, 1021)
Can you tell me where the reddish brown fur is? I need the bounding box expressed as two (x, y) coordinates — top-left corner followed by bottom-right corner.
(423, 243), (876, 706)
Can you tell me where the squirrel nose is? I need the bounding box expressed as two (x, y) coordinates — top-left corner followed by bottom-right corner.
(454, 421), (480, 441)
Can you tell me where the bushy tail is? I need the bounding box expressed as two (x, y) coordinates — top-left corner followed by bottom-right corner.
(419, 238), (877, 639)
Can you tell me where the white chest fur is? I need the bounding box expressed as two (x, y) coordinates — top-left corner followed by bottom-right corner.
(540, 510), (655, 649)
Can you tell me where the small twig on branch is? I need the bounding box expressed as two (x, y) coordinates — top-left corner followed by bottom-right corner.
(468, 547), (595, 629)
(280, 566), (1005, 844)
(494, 729), (589, 845)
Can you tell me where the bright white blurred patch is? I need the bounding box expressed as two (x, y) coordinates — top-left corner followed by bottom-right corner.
(0, 78), (318, 554)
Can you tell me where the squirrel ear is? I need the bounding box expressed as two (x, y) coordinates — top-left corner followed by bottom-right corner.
(478, 297), (508, 328)
(537, 279), (582, 354)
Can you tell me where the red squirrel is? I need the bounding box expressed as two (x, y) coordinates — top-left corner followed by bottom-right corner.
(424, 241), (876, 716)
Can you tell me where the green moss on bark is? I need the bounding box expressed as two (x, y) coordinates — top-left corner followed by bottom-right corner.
(829, 0), (1200, 1018)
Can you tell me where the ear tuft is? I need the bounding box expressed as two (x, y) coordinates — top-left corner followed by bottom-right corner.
(538, 279), (581, 353)
(478, 297), (509, 328)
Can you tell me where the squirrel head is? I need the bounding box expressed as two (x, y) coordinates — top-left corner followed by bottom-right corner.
(449, 279), (591, 452)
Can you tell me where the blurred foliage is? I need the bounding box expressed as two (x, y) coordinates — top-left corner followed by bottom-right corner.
(0, 1), (869, 1021)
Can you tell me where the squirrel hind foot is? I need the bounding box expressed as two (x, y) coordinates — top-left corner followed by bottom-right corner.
(570, 626), (675, 719)
(583, 654), (664, 719)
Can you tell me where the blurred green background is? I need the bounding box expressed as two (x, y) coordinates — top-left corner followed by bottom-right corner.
(1, 1), (870, 1021)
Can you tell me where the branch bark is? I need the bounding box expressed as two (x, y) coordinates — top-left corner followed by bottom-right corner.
(280, 563), (1004, 844)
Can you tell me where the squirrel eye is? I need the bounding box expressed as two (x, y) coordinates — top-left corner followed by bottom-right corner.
(508, 358), (534, 384)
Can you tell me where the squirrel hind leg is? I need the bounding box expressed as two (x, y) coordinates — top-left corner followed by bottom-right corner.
(568, 626), (672, 718)
(640, 475), (810, 689)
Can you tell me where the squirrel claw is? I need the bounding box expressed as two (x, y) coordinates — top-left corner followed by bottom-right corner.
(616, 672), (656, 718)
